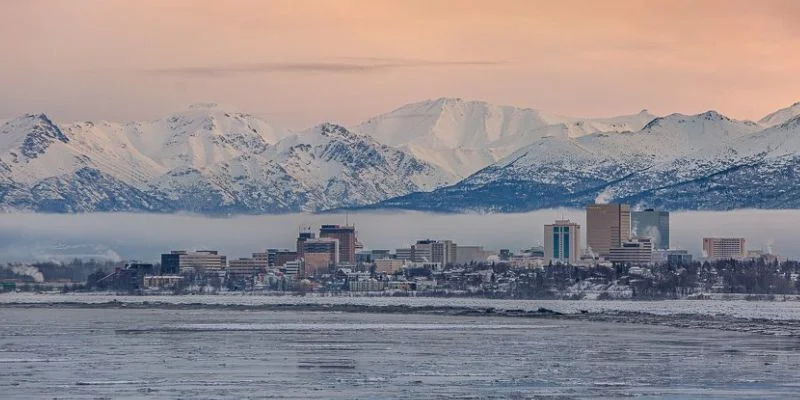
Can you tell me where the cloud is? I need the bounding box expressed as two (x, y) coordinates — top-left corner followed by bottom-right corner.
(143, 58), (505, 77)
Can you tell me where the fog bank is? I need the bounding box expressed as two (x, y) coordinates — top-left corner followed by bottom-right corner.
(0, 210), (796, 263)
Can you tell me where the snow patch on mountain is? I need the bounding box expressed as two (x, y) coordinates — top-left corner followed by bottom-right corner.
(759, 101), (800, 127)
(354, 97), (658, 178)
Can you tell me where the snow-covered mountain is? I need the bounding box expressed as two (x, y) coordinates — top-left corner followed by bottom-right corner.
(353, 97), (657, 178)
(4, 99), (800, 215)
(362, 106), (800, 213)
(0, 104), (451, 213)
(759, 102), (800, 127)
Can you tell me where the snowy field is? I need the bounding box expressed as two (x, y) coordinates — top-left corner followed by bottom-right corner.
(4, 293), (800, 321)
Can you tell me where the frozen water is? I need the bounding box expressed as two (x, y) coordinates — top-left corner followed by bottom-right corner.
(1, 307), (799, 399)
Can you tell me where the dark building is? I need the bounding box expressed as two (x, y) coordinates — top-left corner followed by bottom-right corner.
(296, 231), (315, 258)
(275, 251), (298, 267)
(160, 253), (181, 274)
(319, 225), (357, 264)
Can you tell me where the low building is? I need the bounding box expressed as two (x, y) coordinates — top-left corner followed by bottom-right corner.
(395, 247), (414, 261)
(227, 258), (267, 278)
(253, 249), (294, 267)
(608, 237), (654, 265)
(653, 249), (693, 265)
(348, 279), (385, 292)
(143, 275), (184, 289)
(281, 260), (303, 278)
(374, 258), (405, 274)
(703, 237), (746, 260)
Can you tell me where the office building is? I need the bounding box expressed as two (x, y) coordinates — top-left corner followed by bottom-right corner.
(254, 249), (298, 268)
(653, 249), (693, 265)
(319, 225), (357, 263)
(160, 250), (227, 274)
(586, 203), (631, 258)
(282, 260), (303, 278)
(374, 258), (405, 274)
(608, 237), (654, 265)
(703, 237), (746, 260)
(632, 209), (670, 250)
(544, 219), (581, 265)
(296, 231), (315, 258)
(395, 247), (414, 261)
(356, 249), (392, 264)
(228, 258), (266, 278)
(412, 240), (434, 262)
(431, 240), (457, 265)
(302, 238), (339, 275)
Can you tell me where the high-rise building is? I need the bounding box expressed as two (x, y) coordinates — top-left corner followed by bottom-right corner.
(703, 237), (746, 260)
(608, 237), (654, 265)
(319, 225), (356, 263)
(431, 240), (457, 265)
(160, 250), (227, 274)
(544, 220), (581, 265)
(632, 209), (670, 250)
(296, 231), (315, 258)
(586, 203), (631, 258)
(302, 238), (340, 275)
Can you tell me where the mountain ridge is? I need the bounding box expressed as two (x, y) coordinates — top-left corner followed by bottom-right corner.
(2, 98), (800, 214)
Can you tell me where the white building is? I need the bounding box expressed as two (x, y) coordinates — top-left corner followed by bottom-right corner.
(608, 237), (654, 265)
(703, 237), (746, 260)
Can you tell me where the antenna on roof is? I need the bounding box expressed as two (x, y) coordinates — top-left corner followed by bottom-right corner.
(346, 211), (349, 226)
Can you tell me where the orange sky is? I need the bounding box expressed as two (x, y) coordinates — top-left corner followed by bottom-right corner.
(1, 0), (799, 128)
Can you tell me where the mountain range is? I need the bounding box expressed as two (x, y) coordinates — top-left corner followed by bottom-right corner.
(1, 98), (799, 214)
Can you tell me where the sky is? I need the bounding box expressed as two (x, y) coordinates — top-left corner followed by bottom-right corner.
(2, 0), (799, 129)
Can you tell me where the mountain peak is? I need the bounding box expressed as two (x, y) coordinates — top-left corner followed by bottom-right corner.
(698, 110), (729, 121)
(315, 122), (361, 140)
(759, 101), (800, 127)
(0, 112), (69, 160)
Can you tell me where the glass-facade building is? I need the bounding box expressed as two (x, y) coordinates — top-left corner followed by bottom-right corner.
(544, 220), (581, 265)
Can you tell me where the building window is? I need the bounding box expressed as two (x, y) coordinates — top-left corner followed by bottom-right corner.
(553, 234), (559, 260)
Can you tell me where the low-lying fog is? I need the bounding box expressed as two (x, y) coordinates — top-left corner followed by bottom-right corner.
(0, 210), (796, 263)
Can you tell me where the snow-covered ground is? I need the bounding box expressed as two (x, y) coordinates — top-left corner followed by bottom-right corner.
(4, 293), (800, 321)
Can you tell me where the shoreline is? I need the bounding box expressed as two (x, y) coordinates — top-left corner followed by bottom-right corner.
(4, 299), (800, 339)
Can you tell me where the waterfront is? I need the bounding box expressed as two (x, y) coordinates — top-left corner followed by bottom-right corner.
(2, 305), (800, 399)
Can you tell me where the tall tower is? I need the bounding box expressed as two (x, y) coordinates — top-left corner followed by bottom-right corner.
(544, 220), (581, 264)
(296, 227), (315, 258)
(319, 224), (356, 264)
(586, 204), (631, 258)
